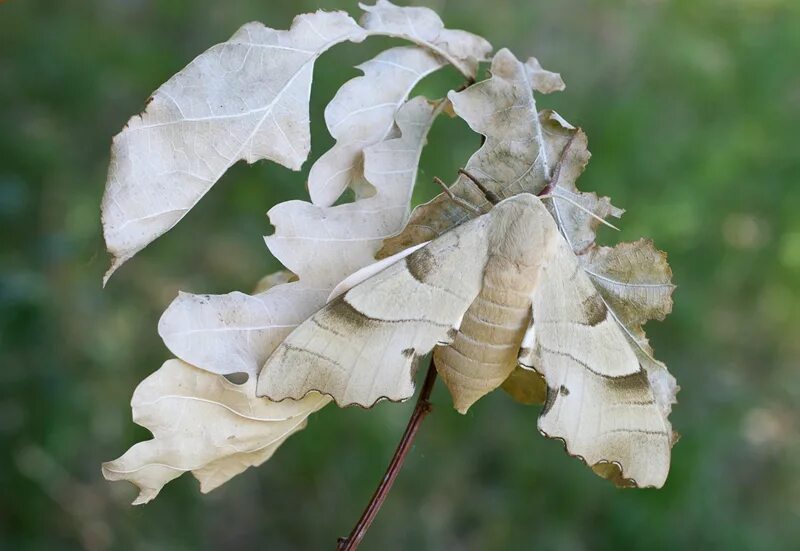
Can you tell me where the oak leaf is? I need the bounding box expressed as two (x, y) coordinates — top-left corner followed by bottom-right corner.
(101, 2), (491, 282)
(158, 98), (440, 378)
(358, 0), (491, 79)
(101, 1), (679, 500)
(379, 49), (567, 257)
(101, 12), (368, 282)
(307, 46), (446, 207)
(102, 358), (329, 504)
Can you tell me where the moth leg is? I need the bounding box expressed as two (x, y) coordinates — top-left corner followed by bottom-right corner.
(433, 176), (481, 215)
(458, 168), (501, 205)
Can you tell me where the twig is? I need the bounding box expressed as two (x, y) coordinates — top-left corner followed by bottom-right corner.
(337, 358), (439, 551)
(337, 75), (480, 549)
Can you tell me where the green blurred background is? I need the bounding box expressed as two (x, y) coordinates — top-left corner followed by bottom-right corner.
(2, 0), (799, 549)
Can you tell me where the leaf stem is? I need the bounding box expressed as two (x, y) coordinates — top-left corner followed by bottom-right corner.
(336, 358), (438, 550)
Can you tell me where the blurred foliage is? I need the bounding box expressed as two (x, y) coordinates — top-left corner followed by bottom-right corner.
(1, 0), (800, 549)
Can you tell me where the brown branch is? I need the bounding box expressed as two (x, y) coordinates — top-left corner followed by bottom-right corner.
(336, 358), (439, 551)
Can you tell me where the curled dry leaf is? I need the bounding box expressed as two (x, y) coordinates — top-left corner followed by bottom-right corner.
(124, 96), (441, 502)
(104, 0), (678, 500)
(101, 11), (368, 282)
(102, 359), (329, 504)
(379, 49), (568, 257)
(359, 0), (492, 79)
(101, 2), (492, 283)
(268, 98), (438, 289)
(307, 46), (445, 207)
(158, 286), (330, 380)
(159, 98), (439, 377)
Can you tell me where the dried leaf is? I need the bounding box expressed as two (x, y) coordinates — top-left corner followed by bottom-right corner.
(269, 98), (438, 288)
(158, 286), (330, 378)
(102, 359), (329, 504)
(581, 239), (675, 330)
(359, 1), (492, 79)
(159, 98), (439, 377)
(101, 12), (368, 281)
(308, 46), (445, 206)
(379, 49), (568, 257)
(253, 270), (296, 294)
(541, 118), (624, 255)
(524, 57), (565, 94)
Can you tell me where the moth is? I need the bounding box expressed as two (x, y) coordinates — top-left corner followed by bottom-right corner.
(257, 193), (672, 487)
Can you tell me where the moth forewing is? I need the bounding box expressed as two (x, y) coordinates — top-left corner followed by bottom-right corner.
(256, 206), (497, 407)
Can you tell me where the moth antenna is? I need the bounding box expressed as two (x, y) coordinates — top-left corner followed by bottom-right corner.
(458, 168), (501, 205)
(539, 193), (621, 231)
(433, 176), (481, 215)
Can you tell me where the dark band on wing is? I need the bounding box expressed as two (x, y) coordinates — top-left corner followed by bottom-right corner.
(539, 345), (644, 382)
(581, 293), (608, 326)
(405, 247), (439, 283)
(332, 295), (453, 328)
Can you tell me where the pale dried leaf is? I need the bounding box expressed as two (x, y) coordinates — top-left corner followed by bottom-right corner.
(524, 57), (565, 94)
(542, 118), (624, 254)
(379, 49), (569, 257)
(102, 359), (329, 504)
(308, 46), (445, 206)
(359, 0), (492, 78)
(101, 12), (368, 282)
(253, 270), (296, 294)
(581, 239), (675, 329)
(269, 98), (437, 289)
(158, 286), (330, 378)
(159, 99), (439, 377)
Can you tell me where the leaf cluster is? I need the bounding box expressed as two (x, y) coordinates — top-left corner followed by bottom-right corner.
(100, 1), (677, 505)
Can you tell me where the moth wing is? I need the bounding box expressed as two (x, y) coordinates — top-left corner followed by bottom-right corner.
(525, 235), (672, 488)
(257, 214), (492, 407)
